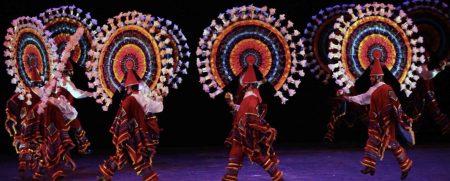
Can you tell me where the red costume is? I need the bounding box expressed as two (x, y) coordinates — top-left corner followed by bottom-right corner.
(99, 67), (162, 181)
(5, 67), (75, 180)
(348, 59), (413, 179)
(31, 67), (76, 181)
(35, 97), (76, 180)
(54, 60), (92, 154)
(5, 92), (42, 175)
(222, 56), (283, 181)
(324, 62), (450, 143)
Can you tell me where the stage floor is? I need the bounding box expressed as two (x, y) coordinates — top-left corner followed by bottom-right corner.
(1, 145), (450, 181)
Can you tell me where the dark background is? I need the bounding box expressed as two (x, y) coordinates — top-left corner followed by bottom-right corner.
(0, 0), (449, 155)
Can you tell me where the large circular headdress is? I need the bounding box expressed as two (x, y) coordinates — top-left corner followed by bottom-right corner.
(4, 16), (58, 103)
(196, 5), (306, 103)
(398, 0), (450, 64)
(87, 11), (187, 110)
(302, 4), (355, 84)
(39, 5), (98, 69)
(328, 3), (425, 96)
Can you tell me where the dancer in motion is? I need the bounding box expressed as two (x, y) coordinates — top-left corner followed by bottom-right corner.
(98, 66), (163, 181)
(5, 67), (43, 179)
(194, 5), (306, 180)
(24, 67), (77, 181)
(222, 56), (283, 181)
(343, 56), (414, 180)
(53, 59), (93, 154)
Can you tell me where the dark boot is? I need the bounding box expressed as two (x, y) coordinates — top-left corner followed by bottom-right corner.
(360, 166), (375, 176)
(18, 169), (25, 180)
(401, 170), (409, 180)
(74, 127), (91, 154)
(98, 157), (117, 181)
(32, 159), (45, 181)
(97, 176), (111, 181)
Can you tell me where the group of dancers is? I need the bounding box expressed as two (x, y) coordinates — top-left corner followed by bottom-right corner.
(4, 2), (450, 181)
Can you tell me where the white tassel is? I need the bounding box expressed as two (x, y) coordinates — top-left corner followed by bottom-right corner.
(328, 63), (339, 70)
(417, 37), (423, 43)
(336, 79), (343, 86)
(299, 60), (307, 67)
(416, 66), (423, 74)
(26, 100), (32, 106)
(203, 84), (210, 93)
(410, 64), (417, 71)
(405, 89), (412, 97)
(196, 58), (202, 67)
(282, 84), (288, 91)
(196, 48), (203, 56)
(162, 87), (169, 95)
(280, 96), (288, 104)
(287, 77), (294, 83)
(274, 91), (283, 98)
(419, 47), (425, 53)
(288, 89), (296, 97)
(404, 78), (412, 85)
(18, 94), (24, 100)
(395, 16), (402, 24)
(269, 8), (276, 15)
(298, 70), (305, 77)
(294, 80), (301, 88)
(410, 82), (416, 89)
(419, 55), (426, 63)
(11, 78), (17, 84)
(177, 77), (183, 84)
(400, 84), (406, 91)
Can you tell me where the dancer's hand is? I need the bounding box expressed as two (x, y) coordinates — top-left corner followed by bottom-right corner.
(343, 95), (350, 100)
(336, 89), (345, 96)
(224, 92), (235, 109)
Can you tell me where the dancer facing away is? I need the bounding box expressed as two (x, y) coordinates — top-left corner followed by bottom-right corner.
(98, 65), (163, 181)
(54, 59), (93, 154)
(222, 56), (283, 181)
(5, 67), (43, 179)
(25, 66), (76, 181)
(343, 53), (414, 180)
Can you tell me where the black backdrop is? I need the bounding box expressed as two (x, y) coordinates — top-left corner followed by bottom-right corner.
(1, 0), (449, 155)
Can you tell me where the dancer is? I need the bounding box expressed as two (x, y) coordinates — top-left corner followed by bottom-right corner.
(222, 57), (283, 181)
(99, 66), (163, 181)
(5, 69), (43, 178)
(343, 56), (414, 180)
(54, 60), (93, 154)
